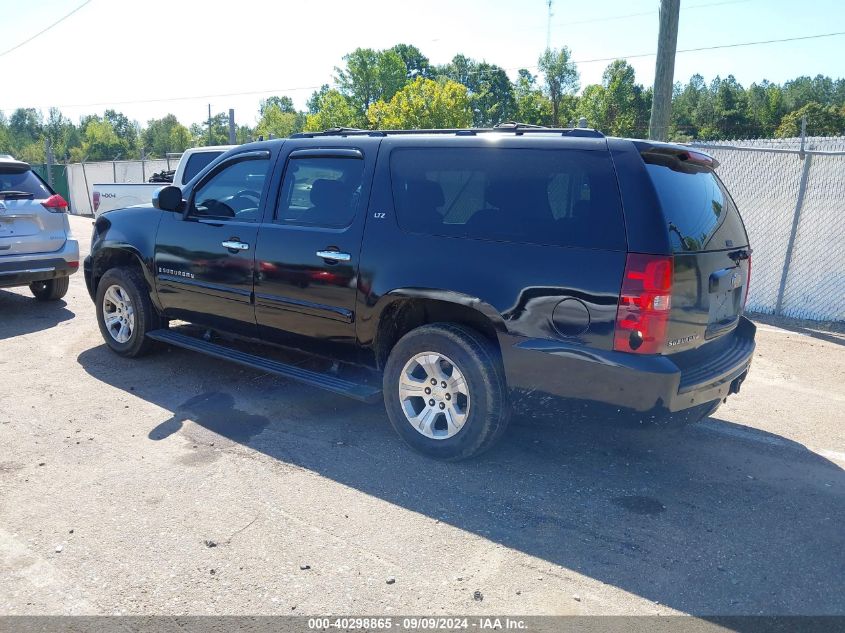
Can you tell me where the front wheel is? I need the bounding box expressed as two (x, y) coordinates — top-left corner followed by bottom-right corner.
(95, 267), (160, 357)
(30, 277), (69, 301)
(383, 323), (510, 461)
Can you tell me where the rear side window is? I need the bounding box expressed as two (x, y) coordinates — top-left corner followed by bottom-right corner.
(276, 157), (364, 228)
(0, 168), (52, 198)
(644, 157), (748, 252)
(390, 147), (625, 250)
(182, 151), (224, 183)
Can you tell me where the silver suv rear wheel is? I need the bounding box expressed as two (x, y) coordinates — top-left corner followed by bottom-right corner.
(383, 323), (510, 460)
(398, 351), (470, 439)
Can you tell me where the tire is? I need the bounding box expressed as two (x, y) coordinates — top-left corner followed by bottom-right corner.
(29, 277), (69, 301)
(95, 267), (161, 358)
(383, 323), (510, 461)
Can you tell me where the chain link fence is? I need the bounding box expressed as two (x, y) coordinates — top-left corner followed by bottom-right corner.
(693, 136), (845, 322)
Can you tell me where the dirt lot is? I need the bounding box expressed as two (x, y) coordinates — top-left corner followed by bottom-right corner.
(0, 215), (843, 616)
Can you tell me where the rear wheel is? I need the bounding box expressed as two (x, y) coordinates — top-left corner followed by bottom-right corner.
(383, 323), (509, 460)
(95, 267), (160, 358)
(29, 277), (69, 301)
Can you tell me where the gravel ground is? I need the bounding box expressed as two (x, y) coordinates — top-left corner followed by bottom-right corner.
(0, 215), (842, 616)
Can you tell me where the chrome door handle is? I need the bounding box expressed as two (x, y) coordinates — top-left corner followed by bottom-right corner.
(221, 240), (249, 251)
(316, 250), (351, 262)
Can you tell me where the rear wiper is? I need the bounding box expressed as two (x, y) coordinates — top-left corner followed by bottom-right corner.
(0, 190), (35, 200)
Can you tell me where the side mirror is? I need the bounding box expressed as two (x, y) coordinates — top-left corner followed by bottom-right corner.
(153, 186), (184, 212)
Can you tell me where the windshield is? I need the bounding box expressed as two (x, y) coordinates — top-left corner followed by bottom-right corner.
(0, 168), (52, 199)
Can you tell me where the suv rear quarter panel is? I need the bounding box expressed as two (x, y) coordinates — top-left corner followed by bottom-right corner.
(356, 136), (628, 369)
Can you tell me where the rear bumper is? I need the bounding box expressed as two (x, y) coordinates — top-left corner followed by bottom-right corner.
(501, 316), (756, 414)
(0, 240), (79, 288)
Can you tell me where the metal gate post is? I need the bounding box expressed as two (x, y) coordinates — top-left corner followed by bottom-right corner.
(775, 154), (813, 315)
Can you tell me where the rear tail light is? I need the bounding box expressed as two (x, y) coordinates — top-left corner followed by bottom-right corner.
(68, 261), (79, 269)
(92, 191), (100, 212)
(613, 253), (673, 355)
(42, 194), (68, 213)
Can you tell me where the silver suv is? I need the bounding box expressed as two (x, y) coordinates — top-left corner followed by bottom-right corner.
(0, 156), (79, 301)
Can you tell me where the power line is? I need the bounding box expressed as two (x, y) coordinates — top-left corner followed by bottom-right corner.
(569, 30), (845, 66)
(442, 0), (751, 41)
(5, 29), (845, 111)
(544, 0), (750, 34)
(0, 0), (94, 58)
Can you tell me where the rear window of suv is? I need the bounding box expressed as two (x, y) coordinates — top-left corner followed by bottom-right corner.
(182, 151), (224, 183)
(644, 155), (748, 252)
(390, 147), (626, 250)
(0, 168), (52, 198)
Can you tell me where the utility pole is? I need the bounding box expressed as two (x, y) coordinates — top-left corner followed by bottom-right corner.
(45, 137), (55, 188)
(207, 103), (212, 145)
(648, 0), (680, 141)
(546, 0), (553, 51)
(228, 109), (236, 145)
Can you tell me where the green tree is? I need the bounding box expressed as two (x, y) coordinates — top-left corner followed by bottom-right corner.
(8, 108), (43, 150)
(0, 112), (10, 154)
(335, 48), (408, 117)
(712, 76), (751, 139)
(307, 84), (330, 114)
(143, 114), (191, 157)
(514, 69), (552, 125)
(775, 102), (844, 137)
(470, 62), (516, 126)
(783, 74), (836, 111)
(104, 109), (139, 155)
(745, 80), (784, 137)
(255, 102), (305, 138)
(577, 60), (648, 136)
(538, 47), (579, 125)
(391, 43), (432, 79)
(260, 96), (296, 115)
(305, 89), (360, 131)
(189, 112), (236, 146)
(366, 77), (472, 129)
(44, 107), (80, 160)
(72, 117), (124, 161)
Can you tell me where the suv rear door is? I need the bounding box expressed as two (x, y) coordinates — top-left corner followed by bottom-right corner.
(0, 162), (66, 256)
(640, 146), (751, 351)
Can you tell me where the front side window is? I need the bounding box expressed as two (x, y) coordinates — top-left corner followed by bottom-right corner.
(190, 158), (270, 222)
(276, 157), (365, 228)
(389, 147), (625, 250)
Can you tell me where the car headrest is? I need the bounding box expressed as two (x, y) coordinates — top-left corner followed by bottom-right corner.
(310, 179), (349, 208)
(485, 180), (515, 210)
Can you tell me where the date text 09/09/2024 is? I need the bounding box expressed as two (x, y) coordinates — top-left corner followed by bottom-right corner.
(307, 617), (528, 630)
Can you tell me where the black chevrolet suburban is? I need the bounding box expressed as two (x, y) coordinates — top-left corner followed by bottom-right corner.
(84, 126), (754, 460)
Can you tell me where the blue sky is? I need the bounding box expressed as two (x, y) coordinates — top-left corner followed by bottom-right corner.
(1, 0), (844, 128)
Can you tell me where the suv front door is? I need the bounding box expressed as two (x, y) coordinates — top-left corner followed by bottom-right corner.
(154, 150), (272, 336)
(253, 146), (375, 360)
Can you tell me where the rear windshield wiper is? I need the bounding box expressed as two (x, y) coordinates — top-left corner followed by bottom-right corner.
(0, 190), (36, 200)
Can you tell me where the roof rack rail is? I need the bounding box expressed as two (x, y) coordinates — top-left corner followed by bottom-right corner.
(290, 126), (604, 139)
